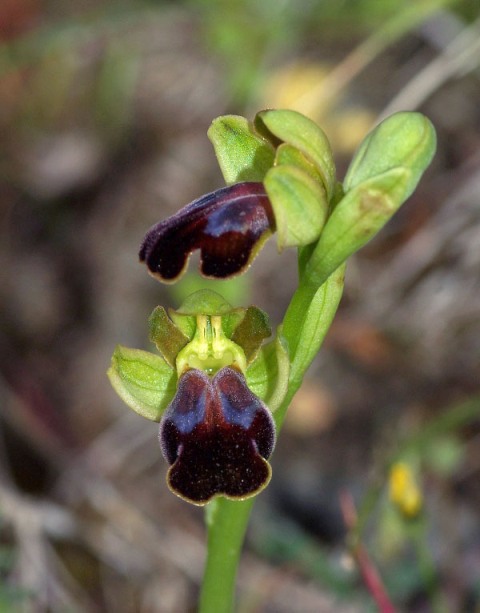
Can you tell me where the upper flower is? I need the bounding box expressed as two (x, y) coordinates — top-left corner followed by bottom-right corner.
(139, 182), (275, 282)
(139, 110), (338, 283)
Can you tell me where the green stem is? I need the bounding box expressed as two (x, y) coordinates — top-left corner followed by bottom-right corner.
(198, 377), (309, 612)
(199, 497), (255, 613)
(199, 267), (345, 611)
(282, 265), (346, 387)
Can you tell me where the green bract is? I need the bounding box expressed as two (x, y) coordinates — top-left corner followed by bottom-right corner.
(107, 290), (289, 422)
(282, 264), (346, 387)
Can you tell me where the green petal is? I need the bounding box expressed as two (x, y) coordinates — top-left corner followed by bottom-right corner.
(255, 109), (336, 202)
(208, 115), (275, 184)
(149, 306), (189, 367)
(168, 310), (196, 341)
(108, 345), (177, 422)
(246, 332), (289, 415)
(344, 111), (436, 197)
(220, 308), (248, 340)
(264, 164), (328, 249)
(231, 306), (271, 365)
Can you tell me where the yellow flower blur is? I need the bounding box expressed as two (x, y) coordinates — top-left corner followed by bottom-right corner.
(389, 462), (423, 518)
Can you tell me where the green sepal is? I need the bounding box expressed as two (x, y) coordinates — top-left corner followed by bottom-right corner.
(176, 289), (236, 316)
(107, 345), (177, 422)
(169, 290), (244, 342)
(344, 111), (436, 197)
(149, 306), (189, 367)
(169, 290), (235, 340)
(255, 109), (336, 203)
(231, 306), (271, 365)
(208, 115), (275, 184)
(264, 164), (328, 250)
(246, 332), (289, 415)
(274, 143), (323, 184)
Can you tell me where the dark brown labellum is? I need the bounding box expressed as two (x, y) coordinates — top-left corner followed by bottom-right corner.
(159, 366), (276, 505)
(139, 182), (275, 282)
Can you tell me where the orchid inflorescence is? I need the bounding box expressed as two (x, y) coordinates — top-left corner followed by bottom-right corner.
(108, 109), (436, 506)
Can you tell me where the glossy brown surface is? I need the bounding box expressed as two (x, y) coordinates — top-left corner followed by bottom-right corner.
(139, 182), (275, 281)
(159, 367), (276, 504)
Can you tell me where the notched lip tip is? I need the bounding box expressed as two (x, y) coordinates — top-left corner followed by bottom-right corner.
(146, 268), (181, 285)
(166, 458), (273, 506)
(142, 259), (190, 285)
(167, 482), (271, 506)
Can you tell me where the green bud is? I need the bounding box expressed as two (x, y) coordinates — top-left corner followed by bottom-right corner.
(208, 115), (275, 184)
(344, 111), (436, 196)
(255, 109), (336, 202)
(304, 112), (436, 287)
(107, 346), (177, 422)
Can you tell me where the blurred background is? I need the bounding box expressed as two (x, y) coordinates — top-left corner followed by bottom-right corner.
(1, 0), (479, 611)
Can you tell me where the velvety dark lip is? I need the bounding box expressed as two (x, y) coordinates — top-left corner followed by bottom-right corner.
(139, 182), (275, 282)
(159, 367), (276, 504)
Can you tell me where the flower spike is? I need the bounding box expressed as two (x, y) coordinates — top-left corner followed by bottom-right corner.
(139, 182), (275, 282)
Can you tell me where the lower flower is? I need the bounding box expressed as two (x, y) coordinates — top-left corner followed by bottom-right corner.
(160, 366), (276, 505)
